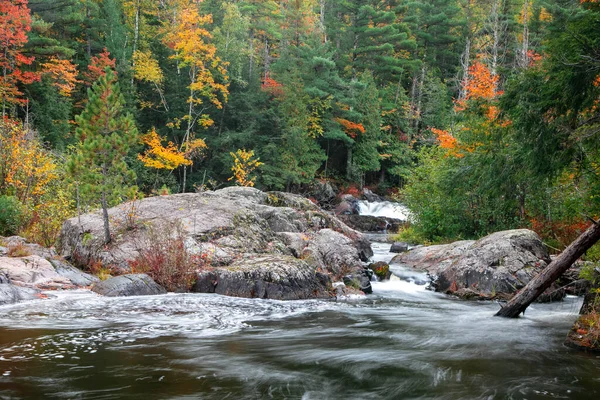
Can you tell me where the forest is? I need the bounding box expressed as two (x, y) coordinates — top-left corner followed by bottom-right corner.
(0, 0), (599, 249)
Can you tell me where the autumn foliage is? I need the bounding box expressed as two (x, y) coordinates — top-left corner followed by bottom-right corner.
(0, 0), (39, 109)
(0, 117), (57, 203)
(229, 149), (263, 187)
(41, 58), (80, 97)
(138, 128), (193, 170)
(335, 117), (365, 138)
(83, 48), (116, 85)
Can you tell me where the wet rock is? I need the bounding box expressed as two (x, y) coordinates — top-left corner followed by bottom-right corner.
(92, 274), (166, 297)
(390, 242), (409, 253)
(338, 215), (404, 233)
(192, 256), (332, 300)
(334, 194), (360, 215)
(392, 229), (557, 300)
(343, 270), (373, 294)
(369, 261), (391, 281)
(0, 284), (39, 305)
(361, 188), (382, 202)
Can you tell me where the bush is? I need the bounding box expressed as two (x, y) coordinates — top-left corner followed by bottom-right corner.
(0, 196), (24, 236)
(129, 221), (206, 292)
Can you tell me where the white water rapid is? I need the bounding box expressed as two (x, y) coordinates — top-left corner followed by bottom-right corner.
(357, 201), (410, 220)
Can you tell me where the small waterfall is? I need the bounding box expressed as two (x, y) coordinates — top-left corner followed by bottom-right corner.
(357, 201), (410, 221)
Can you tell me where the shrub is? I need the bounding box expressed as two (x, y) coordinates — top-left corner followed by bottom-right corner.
(129, 221), (205, 292)
(7, 243), (31, 257)
(0, 196), (24, 236)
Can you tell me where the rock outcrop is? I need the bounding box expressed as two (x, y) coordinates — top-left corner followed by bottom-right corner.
(92, 274), (166, 297)
(391, 229), (563, 300)
(60, 187), (373, 299)
(0, 254), (98, 290)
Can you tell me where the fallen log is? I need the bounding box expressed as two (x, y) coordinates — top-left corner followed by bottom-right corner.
(496, 220), (600, 318)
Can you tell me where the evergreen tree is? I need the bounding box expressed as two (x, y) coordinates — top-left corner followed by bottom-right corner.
(68, 69), (138, 244)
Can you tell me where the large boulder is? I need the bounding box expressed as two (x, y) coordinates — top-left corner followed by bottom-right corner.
(391, 229), (556, 300)
(92, 274), (166, 297)
(60, 187), (373, 299)
(192, 255), (331, 300)
(0, 284), (39, 305)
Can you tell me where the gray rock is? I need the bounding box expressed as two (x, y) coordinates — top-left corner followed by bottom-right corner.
(60, 187), (371, 300)
(390, 242), (409, 253)
(343, 271), (372, 294)
(192, 255), (332, 300)
(392, 229), (554, 300)
(361, 188), (382, 202)
(92, 274), (166, 297)
(301, 229), (366, 279)
(49, 259), (99, 286)
(308, 181), (338, 208)
(338, 214), (404, 233)
(0, 284), (39, 305)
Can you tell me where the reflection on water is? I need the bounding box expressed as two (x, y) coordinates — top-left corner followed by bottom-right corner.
(1, 243), (599, 399)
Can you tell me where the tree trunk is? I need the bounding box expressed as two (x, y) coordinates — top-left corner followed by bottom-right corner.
(496, 221), (600, 318)
(101, 189), (111, 245)
(346, 146), (353, 180)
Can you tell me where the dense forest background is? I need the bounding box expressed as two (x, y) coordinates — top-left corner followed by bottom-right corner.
(0, 0), (599, 248)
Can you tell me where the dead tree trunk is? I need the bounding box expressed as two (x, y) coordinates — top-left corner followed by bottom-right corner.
(496, 220), (600, 318)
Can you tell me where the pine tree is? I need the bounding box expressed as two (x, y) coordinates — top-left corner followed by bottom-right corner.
(68, 69), (138, 244)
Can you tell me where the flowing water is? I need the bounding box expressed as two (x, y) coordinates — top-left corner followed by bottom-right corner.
(357, 201), (410, 221)
(1, 243), (599, 399)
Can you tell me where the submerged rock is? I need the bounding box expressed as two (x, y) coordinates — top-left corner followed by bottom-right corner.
(60, 187), (372, 299)
(391, 229), (561, 300)
(92, 274), (166, 297)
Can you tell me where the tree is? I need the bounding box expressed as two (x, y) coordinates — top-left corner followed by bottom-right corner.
(68, 69), (138, 244)
(228, 149), (262, 187)
(0, 0), (40, 115)
(163, 0), (229, 191)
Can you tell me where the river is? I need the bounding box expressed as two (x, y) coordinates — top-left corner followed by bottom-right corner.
(1, 241), (598, 399)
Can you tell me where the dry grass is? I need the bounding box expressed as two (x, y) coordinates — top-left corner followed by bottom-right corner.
(7, 243), (31, 257)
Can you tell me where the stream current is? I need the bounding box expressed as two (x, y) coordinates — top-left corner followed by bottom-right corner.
(1, 241), (599, 399)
